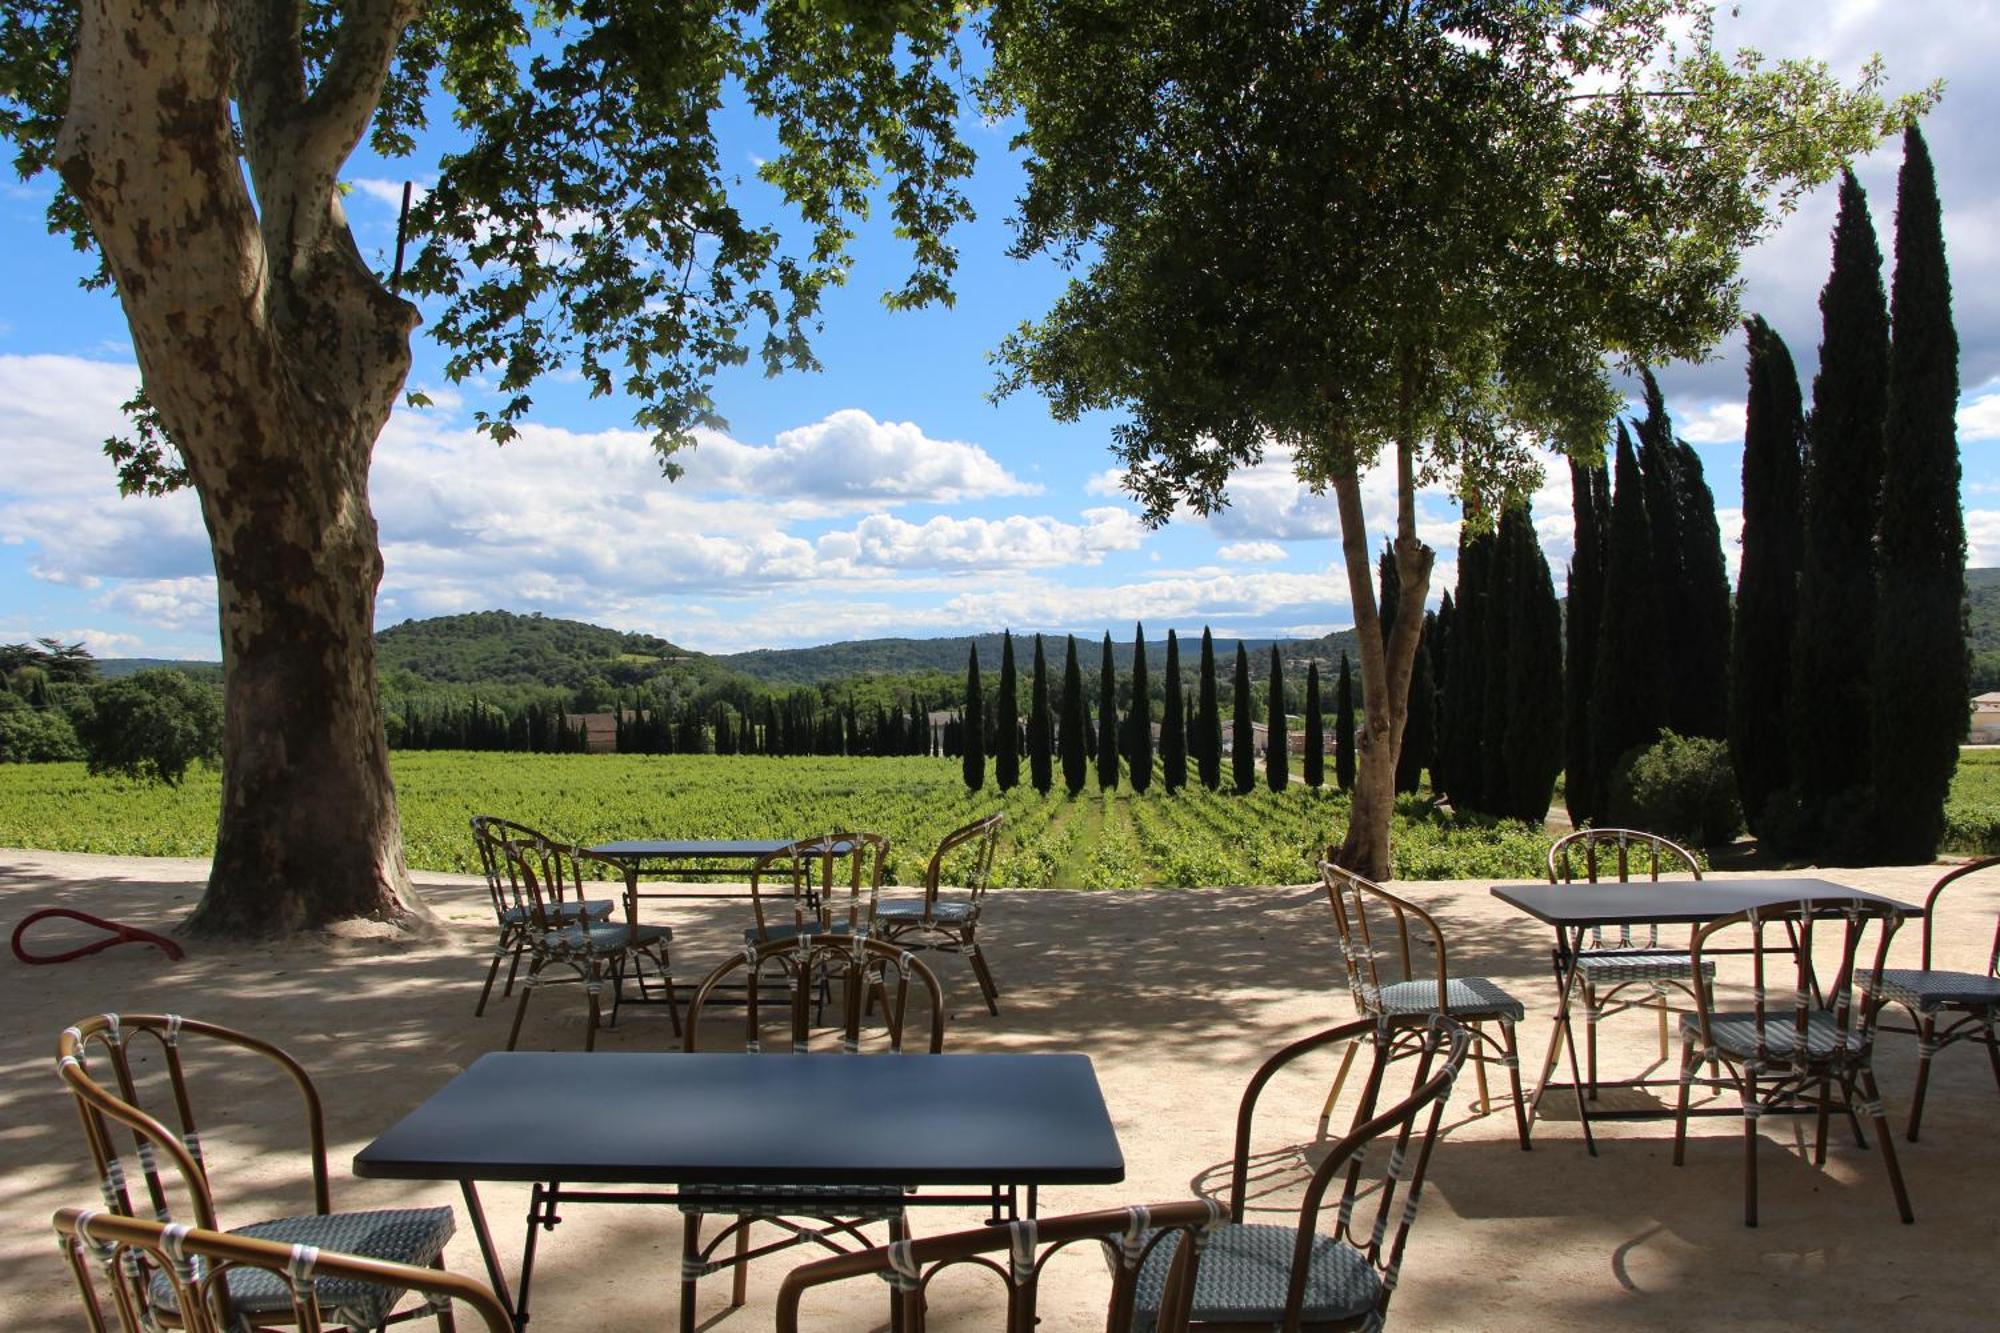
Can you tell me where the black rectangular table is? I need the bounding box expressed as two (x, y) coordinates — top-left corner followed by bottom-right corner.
(1490, 877), (1922, 1152)
(354, 1051), (1124, 1327)
(586, 839), (796, 1011)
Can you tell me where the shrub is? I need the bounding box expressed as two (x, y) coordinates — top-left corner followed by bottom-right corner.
(1605, 730), (1743, 848)
(76, 669), (222, 784)
(0, 708), (86, 762)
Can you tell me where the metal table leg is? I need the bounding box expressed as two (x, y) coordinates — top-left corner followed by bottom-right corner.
(459, 1180), (522, 1331)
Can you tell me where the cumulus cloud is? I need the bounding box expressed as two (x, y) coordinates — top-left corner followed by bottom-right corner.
(1217, 541), (1287, 563)
(679, 409), (1037, 504)
(818, 508), (1143, 572)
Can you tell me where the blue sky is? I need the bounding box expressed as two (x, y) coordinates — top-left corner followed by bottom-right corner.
(4, 1), (2000, 658)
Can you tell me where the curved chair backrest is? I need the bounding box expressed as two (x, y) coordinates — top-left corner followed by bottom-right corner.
(1321, 860), (1453, 1018)
(923, 813), (1004, 919)
(1688, 897), (1902, 1072)
(775, 1199), (1225, 1333)
(1547, 827), (1702, 950)
(57, 1013), (330, 1233)
(504, 833), (626, 934)
(685, 935), (946, 1054)
(470, 814), (550, 924)
(54, 1207), (511, 1333)
(1226, 1015), (1471, 1330)
(748, 833), (889, 943)
(1915, 855), (2000, 973)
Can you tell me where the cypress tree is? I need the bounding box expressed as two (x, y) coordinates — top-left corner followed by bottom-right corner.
(1398, 625), (1435, 795)
(962, 645), (985, 791)
(1198, 628), (1222, 790)
(1162, 629), (1187, 792)
(1335, 652), (1356, 791)
(1497, 501), (1566, 821)
(1129, 624), (1154, 792)
(1789, 170), (1889, 856)
(1674, 439), (1733, 740)
(1429, 593), (1454, 799)
(1873, 123), (1966, 862)
(1443, 521), (1494, 810)
(1588, 422), (1664, 816)
(1304, 661), (1325, 788)
(1029, 633), (1054, 794)
(1479, 513), (1515, 808)
(995, 631), (1020, 791)
(1232, 643), (1256, 794)
(1096, 633), (1120, 791)
(1059, 636), (1088, 795)
(1731, 316), (1807, 837)
(1565, 458), (1610, 824)
(1265, 646), (1288, 791)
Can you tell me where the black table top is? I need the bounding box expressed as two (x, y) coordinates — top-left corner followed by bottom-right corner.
(353, 1052), (1125, 1186)
(1491, 876), (1922, 928)
(589, 839), (794, 860)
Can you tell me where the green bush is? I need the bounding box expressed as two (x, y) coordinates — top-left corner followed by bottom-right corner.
(0, 708), (86, 762)
(76, 669), (222, 785)
(1606, 731), (1743, 848)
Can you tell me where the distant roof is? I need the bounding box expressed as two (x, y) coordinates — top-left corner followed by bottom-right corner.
(1974, 692), (2000, 705)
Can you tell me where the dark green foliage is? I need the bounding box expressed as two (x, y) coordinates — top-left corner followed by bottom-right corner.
(1335, 653), (1356, 791)
(1786, 171), (1890, 856)
(1129, 624), (1154, 792)
(1028, 635), (1054, 795)
(1398, 627), (1435, 796)
(1060, 637), (1088, 795)
(1265, 647), (1288, 791)
(995, 631), (1020, 791)
(1441, 522), (1494, 811)
(1607, 731), (1744, 848)
(0, 638), (98, 685)
(1161, 630), (1187, 792)
(1232, 645), (1255, 794)
(1198, 629), (1222, 791)
(1633, 371), (1730, 740)
(1429, 594), (1454, 799)
(76, 670), (222, 785)
(962, 646), (985, 792)
(1495, 503), (1566, 821)
(1589, 424), (1665, 817)
(1564, 459), (1610, 823)
(0, 707), (85, 763)
(1873, 123), (1967, 862)
(1731, 316), (1807, 837)
(1096, 634), (1120, 792)
(1304, 662), (1325, 789)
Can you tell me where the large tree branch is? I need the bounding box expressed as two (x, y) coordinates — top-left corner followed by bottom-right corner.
(300, 0), (418, 185)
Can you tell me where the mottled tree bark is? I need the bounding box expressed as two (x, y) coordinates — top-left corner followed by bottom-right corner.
(58, 0), (426, 934)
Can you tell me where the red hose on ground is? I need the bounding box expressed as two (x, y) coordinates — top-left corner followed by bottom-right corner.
(10, 907), (185, 965)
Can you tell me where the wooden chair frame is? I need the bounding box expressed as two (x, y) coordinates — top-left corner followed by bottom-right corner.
(1545, 828), (1707, 1094)
(1321, 862), (1529, 1149)
(56, 1014), (458, 1331)
(1674, 897), (1912, 1227)
(877, 812), (1006, 1015)
(468, 815), (615, 1017)
(775, 1199), (1224, 1333)
(55, 1207), (510, 1333)
(676, 935), (947, 1333)
(1865, 855), (2000, 1140)
(747, 832), (890, 945)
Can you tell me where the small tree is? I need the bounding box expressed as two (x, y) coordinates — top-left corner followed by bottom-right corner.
(1028, 634), (1054, 795)
(1495, 502), (1566, 821)
(78, 670), (222, 785)
(1265, 647), (1289, 792)
(1589, 424), (1664, 817)
(1060, 637), (1089, 795)
(1096, 634), (1121, 791)
(1129, 624), (1154, 792)
(1198, 628), (1222, 791)
(963, 646), (986, 793)
(1565, 459), (1611, 824)
(995, 631), (1021, 792)
(1232, 644), (1256, 795)
(1161, 630), (1187, 792)
(1304, 661), (1325, 789)
(1335, 653), (1357, 792)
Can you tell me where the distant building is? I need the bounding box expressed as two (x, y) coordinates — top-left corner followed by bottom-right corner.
(1970, 693), (2000, 744)
(573, 712), (619, 753)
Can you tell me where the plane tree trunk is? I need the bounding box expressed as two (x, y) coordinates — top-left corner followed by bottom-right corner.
(57, 0), (427, 934)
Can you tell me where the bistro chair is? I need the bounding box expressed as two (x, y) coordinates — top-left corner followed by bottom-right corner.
(1545, 828), (1711, 1095)
(746, 832), (890, 946)
(1862, 855), (2000, 1140)
(677, 934), (947, 1333)
(1129, 1015), (1470, 1331)
(1321, 861), (1531, 1148)
(876, 812), (1006, 1015)
(501, 832), (677, 1051)
(1673, 897), (1913, 1227)
(54, 1207), (511, 1333)
(775, 1199), (1224, 1332)
(56, 1014), (461, 1331)
(468, 815), (615, 1017)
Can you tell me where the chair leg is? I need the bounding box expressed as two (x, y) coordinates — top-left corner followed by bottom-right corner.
(1906, 1012), (1937, 1142)
(1316, 1039), (1360, 1139)
(1812, 1071), (1833, 1167)
(430, 1255), (459, 1332)
(1655, 986), (1671, 1061)
(730, 1216), (751, 1309)
(1470, 1023), (1492, 1115)
(506, 958), (545, 1052)
(1742, 1072), (1760, 1228)
(1500, 1018), (1530, 1151)
(1672, 1038), (1696, 1166)
(475, 943), (509, 1018)
(1582, 982), (1600, 1100)
(1860, 1068), (1914, 1224)
(502, 942), (526, 999)
(1984, 1015), (2000, 1093)
(584, 966), (604, 1053)
(680, 1212), (702, 1333)
(964, 930), (1001, 1016)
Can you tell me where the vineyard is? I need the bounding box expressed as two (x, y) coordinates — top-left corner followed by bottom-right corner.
(0, 753), (1561, 886)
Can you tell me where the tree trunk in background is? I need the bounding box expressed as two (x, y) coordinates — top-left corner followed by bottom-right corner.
(59, 0), (424, 934)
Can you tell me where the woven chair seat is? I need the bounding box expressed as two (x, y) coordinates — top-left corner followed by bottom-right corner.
(543, 920), (671, 952)
(676, 1182), (907, 1221)
(742, 921), (865, 944)
(1575, 949), (1710, 983)
(1375, 976), (1525, 1022)
(1682, 1009), (1868, 1060)
(502, 898), (614, 928)
(874, 900), (974, 924)
(1864, 968), (2000, 1013)
(148, 1207), (455, 1329)
(1131, 1221), (1381, 1332)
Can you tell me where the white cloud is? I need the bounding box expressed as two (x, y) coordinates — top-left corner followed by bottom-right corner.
(1217, 541), (1287, 563)
(1083, 467), (1128, 497)
(98, 577), (217, 632)
(1959, 385), (2000, 441)
(819, 508), (1144, 572)
(679, 409), (1037, 504)
(1672, 399), (1749, 446)
(1966, 509), (2000, 567)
